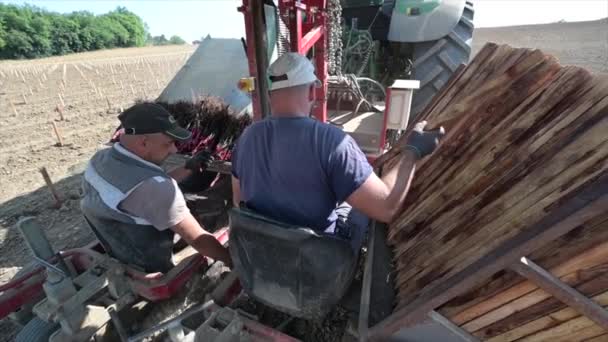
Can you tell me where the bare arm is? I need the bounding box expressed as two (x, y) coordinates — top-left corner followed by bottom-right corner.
(231, 176), (241, 208)
(171, 212), (232, 267)
(347, 121), (444, 223)
(347, 150), (417, 223)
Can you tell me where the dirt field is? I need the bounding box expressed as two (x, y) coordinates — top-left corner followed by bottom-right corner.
(0, 18), (606, 340)
(0, 44), (195, 340)
(471, 18), (608, 74)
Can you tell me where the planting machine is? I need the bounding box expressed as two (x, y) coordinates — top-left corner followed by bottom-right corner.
(1, 0), (478, 341)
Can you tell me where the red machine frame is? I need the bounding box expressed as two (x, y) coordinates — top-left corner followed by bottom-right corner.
(239, 0), (328, 123)
(0, 228), (230, 322)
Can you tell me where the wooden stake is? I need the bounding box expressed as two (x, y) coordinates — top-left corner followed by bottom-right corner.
(106, 97), (112, 110)
(62, 63), (67, 86)
(10, 100), (18, 116)
(22, 94), (27, 104)
(39, 167), (62, 208)
(74, 63), (86, 80)
(51, 122), (64, 147)
(56, 105), (65, 121)
(156, 78), (161, 89)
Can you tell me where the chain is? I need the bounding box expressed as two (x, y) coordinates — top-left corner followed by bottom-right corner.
(327, 0), (343, 77)
(357, 33), (374, 76)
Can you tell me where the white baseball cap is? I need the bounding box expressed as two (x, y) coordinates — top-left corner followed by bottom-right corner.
(268, 52), (321, 91)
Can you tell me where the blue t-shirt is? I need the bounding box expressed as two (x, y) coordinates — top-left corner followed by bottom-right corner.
(232, 116), (373, 231)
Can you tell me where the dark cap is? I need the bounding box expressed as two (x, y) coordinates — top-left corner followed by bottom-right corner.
(118, 103), (191, 141)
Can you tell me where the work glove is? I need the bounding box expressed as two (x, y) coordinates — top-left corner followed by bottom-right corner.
(185, 150), (213, 172)
(403, 121), (446, 159)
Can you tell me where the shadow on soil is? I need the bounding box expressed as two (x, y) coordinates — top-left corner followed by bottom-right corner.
(0, 172), (94, 272)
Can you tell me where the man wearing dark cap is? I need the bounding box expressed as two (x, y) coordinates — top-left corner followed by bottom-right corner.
(80, 102), (231, 273)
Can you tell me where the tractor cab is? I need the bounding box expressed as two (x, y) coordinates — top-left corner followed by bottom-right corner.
(227, 207), (359, 319)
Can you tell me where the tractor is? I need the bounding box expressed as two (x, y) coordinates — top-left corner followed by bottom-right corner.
(1, 0), (476, 341)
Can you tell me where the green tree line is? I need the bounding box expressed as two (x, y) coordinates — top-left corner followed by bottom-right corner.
(0, 4), (187, 59)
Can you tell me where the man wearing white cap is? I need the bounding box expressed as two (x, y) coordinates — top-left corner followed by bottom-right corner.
(231, 52), (444, 323)
(231, 52), (444, 245)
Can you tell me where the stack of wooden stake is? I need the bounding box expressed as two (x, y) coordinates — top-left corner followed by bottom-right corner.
(375, 42), (608, 337)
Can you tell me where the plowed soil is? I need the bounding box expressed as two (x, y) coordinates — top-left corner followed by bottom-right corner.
(0, 45), (194, 340)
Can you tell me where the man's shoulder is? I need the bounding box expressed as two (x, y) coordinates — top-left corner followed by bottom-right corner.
(237, 117), (348, 146)
(315, 120), (347, 136)
(134, 176), (180, 196)
(121, 176), (183, 212)
(238, 120), (268, 141)
(90, 145), (111, 158)
(311, 120), (353, 150)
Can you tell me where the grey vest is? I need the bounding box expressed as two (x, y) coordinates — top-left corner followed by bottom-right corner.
(80, 144), (175, 273)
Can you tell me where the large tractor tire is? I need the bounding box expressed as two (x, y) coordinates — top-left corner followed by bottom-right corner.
(15, 317), (59, 342)
(410, 1), (475, 118)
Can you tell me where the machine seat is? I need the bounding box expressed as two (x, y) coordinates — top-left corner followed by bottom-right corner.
(228, 207), (358, 320)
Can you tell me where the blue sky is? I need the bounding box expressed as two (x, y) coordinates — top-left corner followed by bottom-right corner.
(3, 0), (246, 43)
(3, 0), (607, 43)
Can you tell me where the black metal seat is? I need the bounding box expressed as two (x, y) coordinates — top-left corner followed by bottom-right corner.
(228, 207), (359, 319)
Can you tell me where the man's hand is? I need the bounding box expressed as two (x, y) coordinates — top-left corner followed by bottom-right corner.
(404, 121), (445, 159)
(185, 150), (213, 172)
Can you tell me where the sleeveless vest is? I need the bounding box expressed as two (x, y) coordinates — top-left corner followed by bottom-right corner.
(80, 144), (175, 273)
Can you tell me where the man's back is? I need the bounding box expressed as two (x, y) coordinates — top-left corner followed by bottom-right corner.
(232, 116), (372, 231)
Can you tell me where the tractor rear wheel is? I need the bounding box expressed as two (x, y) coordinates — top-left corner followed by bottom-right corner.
(410, 1), (475, 118)
(15, 317), (59, 342)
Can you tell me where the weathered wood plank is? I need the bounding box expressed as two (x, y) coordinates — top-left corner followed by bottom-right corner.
(485, 291), (608, 342)
(518, 316), (605, 342)
(583, 333), (608, 342)
(440, 205), (608, 322)
(371, 43), (608, 341)
(393, 92), (608, 285)
(479, 274), (608, 339)
(511, 257), (608, 331)
(390, 73), (601, 272)
(443, 222), (608, 326)
(367, 186), (608, 340)
(377, 43), (608, 307)
(466, 267), (608, 334)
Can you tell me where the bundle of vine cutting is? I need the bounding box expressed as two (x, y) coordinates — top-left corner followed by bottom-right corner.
(112, 96), (252, 162)
(154, 97), (251, 161)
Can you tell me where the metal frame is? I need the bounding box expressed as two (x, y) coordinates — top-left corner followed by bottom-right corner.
(511, 257), (608, 330)
(240, 0), (328, 123)
(428, 311), (480, 342)
(367, 173), (608, 340)
(358, 221), (377, 338)
(1, 228), (229, 323)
